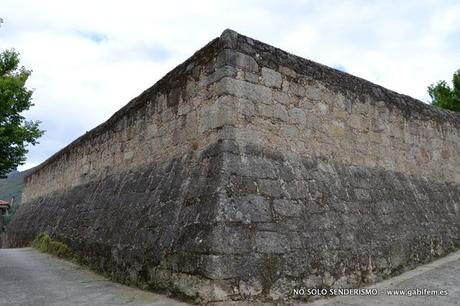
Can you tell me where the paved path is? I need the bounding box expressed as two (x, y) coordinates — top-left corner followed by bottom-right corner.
(0, 248), (188, 306)
(1, 248), (459, 305)
(308, 249), (460, 306)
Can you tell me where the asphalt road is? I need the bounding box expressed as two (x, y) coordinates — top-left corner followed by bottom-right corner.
(0, 248), (188, 306)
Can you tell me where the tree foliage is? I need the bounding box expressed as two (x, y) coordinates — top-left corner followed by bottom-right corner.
(428, 69), (460, 112)
(0, 49), (44, 178)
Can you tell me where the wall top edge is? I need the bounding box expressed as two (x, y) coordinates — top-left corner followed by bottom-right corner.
(25, 28), (460, 181)
(221, 29), (460, 127)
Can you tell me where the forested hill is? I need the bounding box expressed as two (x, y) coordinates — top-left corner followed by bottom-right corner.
(0, 169), (34, 224)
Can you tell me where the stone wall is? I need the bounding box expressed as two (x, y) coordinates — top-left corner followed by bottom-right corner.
(7, 30), (460, 303)
(22, 37), (232, 202)
(213, 31), (460, 183)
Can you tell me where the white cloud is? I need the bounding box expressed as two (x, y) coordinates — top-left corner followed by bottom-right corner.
(0, 0), (459, 170)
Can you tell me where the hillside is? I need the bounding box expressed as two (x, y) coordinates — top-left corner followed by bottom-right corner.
(0, 169), (33, 224)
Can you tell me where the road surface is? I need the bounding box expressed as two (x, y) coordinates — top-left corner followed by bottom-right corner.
(0, 248), (188, 306)
(308, 249), (460, 306)
(1, 247), (459, 305)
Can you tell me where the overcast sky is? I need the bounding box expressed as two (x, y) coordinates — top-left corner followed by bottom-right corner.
(1, 0), (459, 171)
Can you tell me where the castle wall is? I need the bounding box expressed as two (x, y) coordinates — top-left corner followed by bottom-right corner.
(23, 38), (238, 202)
(7, 36), (240, 302)
(7, 30), (460, 303)
(213, 32), (460, 184)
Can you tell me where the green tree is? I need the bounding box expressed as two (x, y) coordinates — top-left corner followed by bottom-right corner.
(0, 49), (44, 178)
(428, 69), (460, 112)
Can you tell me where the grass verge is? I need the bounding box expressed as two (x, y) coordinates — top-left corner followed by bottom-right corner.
(31, 233), (73, 259)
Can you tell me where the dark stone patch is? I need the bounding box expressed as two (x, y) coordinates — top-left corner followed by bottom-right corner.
(7, 144), (460, 303)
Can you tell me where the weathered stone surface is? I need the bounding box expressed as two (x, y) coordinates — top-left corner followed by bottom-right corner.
(272, 199), (302, 217)
(261, 67), (282, 88)
(7, 29), (460, 304)
(216, 49), (259, 73)
(273, 103), (288, 121)
(217, 194), (271, 223)
(215, 77), (272, 105)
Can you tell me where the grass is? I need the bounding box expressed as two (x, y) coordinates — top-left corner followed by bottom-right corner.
(32, 233), (73, 259)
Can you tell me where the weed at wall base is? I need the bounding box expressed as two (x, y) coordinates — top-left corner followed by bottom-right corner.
(32, 233), (73, 259)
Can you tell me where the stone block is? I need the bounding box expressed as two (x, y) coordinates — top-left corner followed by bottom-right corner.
(273, 103), (289, 121)
(198, 96), (238, 132)
(216, 49), (259, 73)
(273, 199), (303, 217)
(289, 82), (306, 97)
(289, 107), (306, 125)
(330, 120), (345, 137)
(239, 278), (263, 298)
(256, 103), (273, 118)
(215, 77), (273, 105)
(279, 65), (297, 78)
(239, 98), (256, 117)
(261, 67), (282, 88)
(281, 126), (299, 138)
(304, 83), (323, 101)
(255, 232), (290, 254)
(208, 224), (253, 254)
(244, 71), (259, 83)
(124, 151), (134, 160)
(274, 91), (290, 105)
(349, 114), (362, 130)
(258, 179), (283, 198)
(200, 255), (242, 279)
(203, 65), (237, 86)
(217, 194), (271, 223)
(314, 102), (328, 114)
